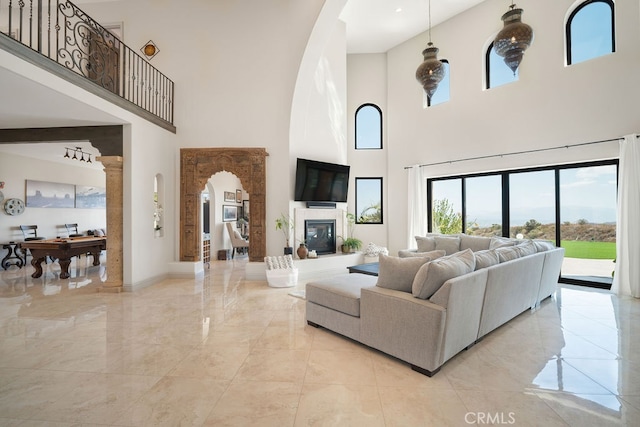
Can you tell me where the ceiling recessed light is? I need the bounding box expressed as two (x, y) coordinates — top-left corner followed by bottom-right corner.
(396, 8), (402, 13)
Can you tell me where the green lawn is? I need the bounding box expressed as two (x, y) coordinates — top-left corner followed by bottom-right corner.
(560, 240), (616, 260)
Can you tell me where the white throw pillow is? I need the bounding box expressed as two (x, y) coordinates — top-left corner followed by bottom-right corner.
(398, 249), (446, 259)
(489, 236), (517, 249)
(533, 240), (555, 252)
(415, 236), (436, 252)
(459, 234), (492, 252)
(495, 246), (520, 262)
(515, 241), (537, 257)
(474, 249), (500, 270)
(434, 235), (461, 255)
(412, 249), (476, 300)
(376, 254), (432, 293)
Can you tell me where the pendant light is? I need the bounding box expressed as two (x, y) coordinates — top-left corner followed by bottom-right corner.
(493, 2), (534, 75)
(415, 0), (445, 100)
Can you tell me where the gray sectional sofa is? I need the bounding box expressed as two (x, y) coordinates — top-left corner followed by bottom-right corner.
(305, 233), (565, 376)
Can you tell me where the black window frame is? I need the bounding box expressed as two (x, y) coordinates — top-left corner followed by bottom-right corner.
(566, 0), (615, 66)
(427, 159), (619, 289)
(355, 177), (383, 224)
(355, 103), (383, 150)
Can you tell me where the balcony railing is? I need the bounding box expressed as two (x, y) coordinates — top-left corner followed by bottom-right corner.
(0, 0), (174, 127)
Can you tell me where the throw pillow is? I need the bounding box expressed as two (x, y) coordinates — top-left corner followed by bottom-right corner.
(412, 249), (476, 299)
(398, 249), (446, 259)
(415, 236), (436, 252)
(459, 234), (492, 252)
(533, 240), (555, 252)
(434, 235), (461, 255)
(376, 254), (431, 293)
(489, 236), (517, 249)
(494, 246), (520, 262)
(515, 241), (537, 257)
(474, 249), (500, 270)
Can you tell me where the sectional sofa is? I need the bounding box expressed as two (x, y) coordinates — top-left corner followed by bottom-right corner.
(305, 233), (565, 376)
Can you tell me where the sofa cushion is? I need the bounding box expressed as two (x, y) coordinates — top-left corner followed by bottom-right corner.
(398, 249), (446, 259)
(474, 249), (500, 270)
(495, 246), (521, 262)
(435, 235), (461, 255)
(376, 254), (431, 293)
(415, 236), (436, 252)
(515, 241), (537, 257)
(412, 249), (476, 300)
(533, 240), (555, 252)
(489, 236), (517, 249)
(459, 234), (492, 252)
(306, 274), (377, 317)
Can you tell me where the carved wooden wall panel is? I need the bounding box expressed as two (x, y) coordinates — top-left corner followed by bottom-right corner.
(180, 148), (268, 262)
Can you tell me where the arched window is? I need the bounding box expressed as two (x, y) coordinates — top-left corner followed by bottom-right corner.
(425, 60), (450, 107)
(566, 0), (615, 65)
(485, 41), (518, 89)
(355, 104), (382, 149)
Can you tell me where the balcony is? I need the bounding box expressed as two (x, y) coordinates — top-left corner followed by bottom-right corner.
(0, 0), (175, 132)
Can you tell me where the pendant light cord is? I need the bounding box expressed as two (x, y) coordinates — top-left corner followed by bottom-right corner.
(428, 0), (432, 43)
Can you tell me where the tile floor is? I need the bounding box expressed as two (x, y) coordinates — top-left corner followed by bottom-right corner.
(1, 255), (640, 426)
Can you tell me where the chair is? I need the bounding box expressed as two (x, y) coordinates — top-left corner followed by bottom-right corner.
(225, 222), (249, 259)
(20, 225), (45, 241)
(65, 223), (84, 237)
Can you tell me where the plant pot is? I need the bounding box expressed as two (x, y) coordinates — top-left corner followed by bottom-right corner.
(342, 245), (356, 254)
(284, 246), (293, 255)
(297, 243), (308, 259)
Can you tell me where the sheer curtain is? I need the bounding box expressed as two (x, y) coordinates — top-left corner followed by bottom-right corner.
(407, 166), (427, 248)
(612, 134), (640, 297)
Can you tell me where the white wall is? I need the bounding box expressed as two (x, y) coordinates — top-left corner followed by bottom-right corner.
(371, 0), (634, 254)
(0, 152), (106, 241)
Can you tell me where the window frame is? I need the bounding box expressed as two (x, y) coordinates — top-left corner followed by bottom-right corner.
(427, 159), (618, 289)
(355, 103), (383, 150)
(485, 41), (519, 90)
(566, 0), (616, 66)
(355, 177), (383, 224)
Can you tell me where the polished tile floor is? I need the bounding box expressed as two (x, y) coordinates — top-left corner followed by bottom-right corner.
(1, 255), (640, 426)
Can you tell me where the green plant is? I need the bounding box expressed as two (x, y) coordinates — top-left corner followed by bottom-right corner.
(432, 199), (462, 234)
(275, 213), (292, 247)
(340, 213), (362, 251)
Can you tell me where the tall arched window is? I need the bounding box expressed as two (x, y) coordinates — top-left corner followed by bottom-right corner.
(485, 41), (518, 89)
(566, 0), (615, 65)
(425, 60), (450, 107)
(355, 103), (382, 149)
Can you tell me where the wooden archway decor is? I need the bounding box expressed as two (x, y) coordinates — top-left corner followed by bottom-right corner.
(180, 147), (268, 263)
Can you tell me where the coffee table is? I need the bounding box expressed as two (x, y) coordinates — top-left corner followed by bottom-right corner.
(347, 262), (379, 276)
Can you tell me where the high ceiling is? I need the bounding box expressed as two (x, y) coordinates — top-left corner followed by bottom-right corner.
(0, 0), (490, 165)
(341, 0), (488, 53)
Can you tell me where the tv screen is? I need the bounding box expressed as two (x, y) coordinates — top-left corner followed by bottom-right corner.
(294, 158), (350, 202)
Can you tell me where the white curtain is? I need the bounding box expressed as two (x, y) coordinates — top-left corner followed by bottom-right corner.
(407, 166), (427, 248)
(612, 134), (640, 297)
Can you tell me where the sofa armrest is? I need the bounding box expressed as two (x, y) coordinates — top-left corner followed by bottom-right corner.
(360, 286), (446, 373)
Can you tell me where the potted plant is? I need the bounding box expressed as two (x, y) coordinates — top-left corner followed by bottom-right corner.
(275, 213), (293, 255)
(340, 212), (362, 253)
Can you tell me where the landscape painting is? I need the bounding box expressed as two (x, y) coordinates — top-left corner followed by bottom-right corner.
(25, 180), (75, 208)
(76, 185), (107, 209)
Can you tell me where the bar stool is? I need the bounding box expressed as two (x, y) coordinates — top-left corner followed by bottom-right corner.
(20, 225), (45, 241)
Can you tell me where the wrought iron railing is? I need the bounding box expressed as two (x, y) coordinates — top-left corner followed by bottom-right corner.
(0, 0), (174, 126)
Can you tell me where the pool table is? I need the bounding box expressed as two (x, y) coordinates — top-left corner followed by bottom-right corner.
(20, 236), (106, 279)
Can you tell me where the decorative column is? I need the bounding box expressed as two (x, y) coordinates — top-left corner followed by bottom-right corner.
(97, 156), (124, 291)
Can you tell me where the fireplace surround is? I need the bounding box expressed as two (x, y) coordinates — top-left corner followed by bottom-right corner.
(305, 220), (336, 255)
(294, 208), (345, 256)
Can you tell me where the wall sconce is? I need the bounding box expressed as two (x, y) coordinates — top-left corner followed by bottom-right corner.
(141, 40), (159, 60)
(64, 147), (92, 163)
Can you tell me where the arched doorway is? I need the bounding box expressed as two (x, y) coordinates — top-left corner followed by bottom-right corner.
(180, 148), (268, 262)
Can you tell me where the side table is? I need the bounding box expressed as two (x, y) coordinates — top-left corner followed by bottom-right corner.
(2, 241), (26, 270)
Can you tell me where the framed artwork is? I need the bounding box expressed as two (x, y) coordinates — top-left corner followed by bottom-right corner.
(224, 191), (235, 202)
(242, 199), (249, 219)
(236, 189), (242, 203)
(26, 180), (75, 208)
(223, 205), (238, 222)
(75, 185), (106, 209)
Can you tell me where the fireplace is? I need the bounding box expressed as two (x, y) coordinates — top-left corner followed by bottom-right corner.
(305, 220), (336, 255)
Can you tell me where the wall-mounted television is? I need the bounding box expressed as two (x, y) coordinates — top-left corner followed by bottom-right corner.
(294, 158), (350, 202)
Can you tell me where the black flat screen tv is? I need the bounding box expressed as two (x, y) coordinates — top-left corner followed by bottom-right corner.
(294, 158), (350, 202)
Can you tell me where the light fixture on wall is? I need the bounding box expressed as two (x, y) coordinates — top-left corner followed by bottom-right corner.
(415, 0), (445, 100)
(493, 2), (534, 75)
(64, 147), (92, 163)
(141, 40), (159, 60)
